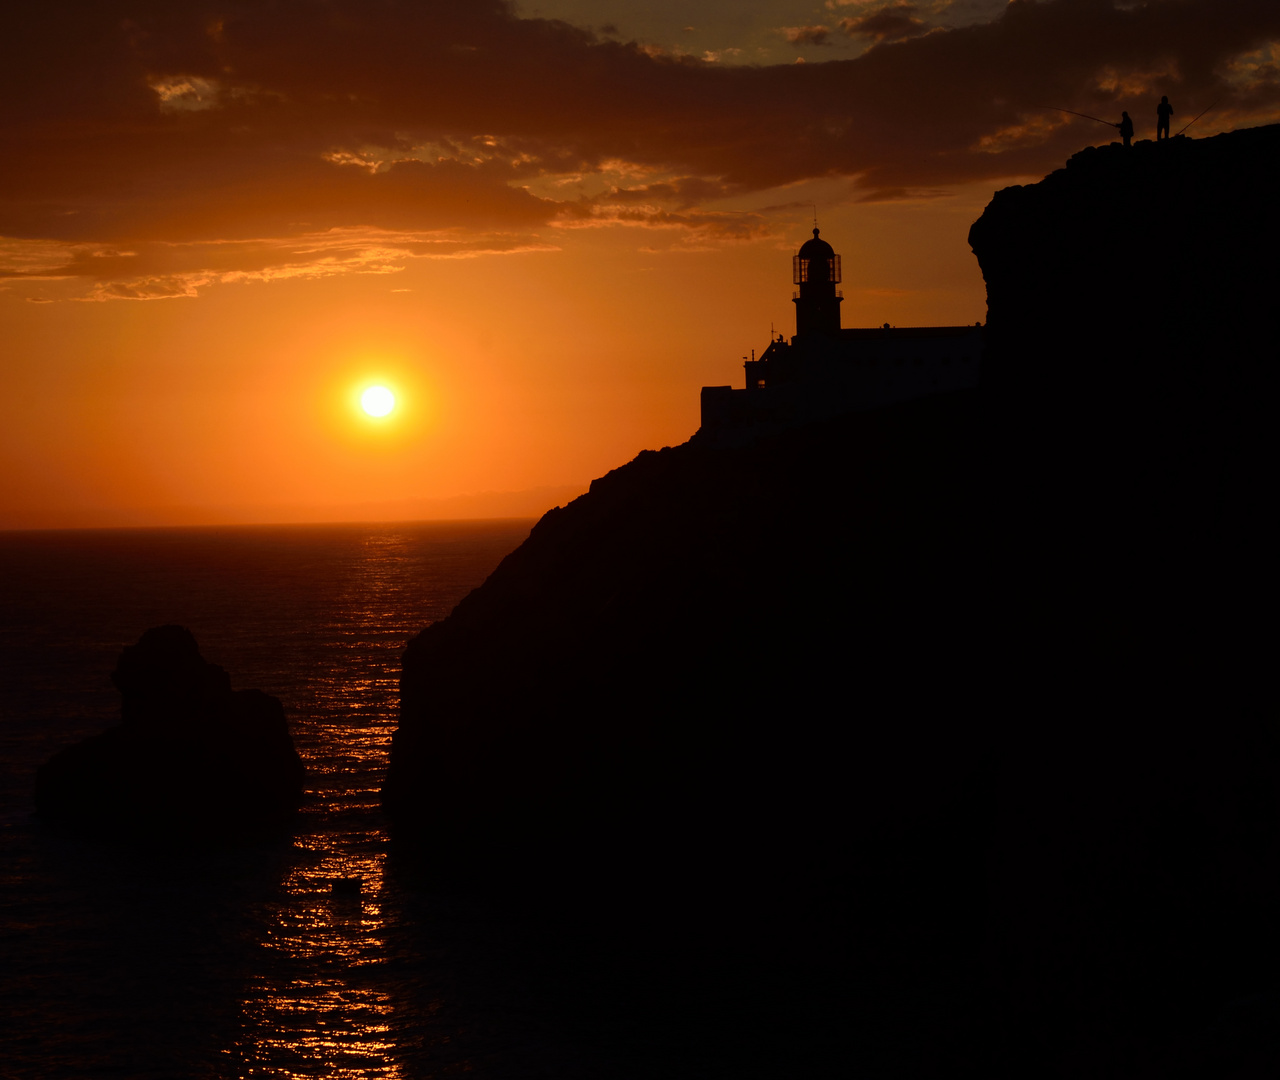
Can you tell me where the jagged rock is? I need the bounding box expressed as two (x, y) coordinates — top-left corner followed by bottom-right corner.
(36, 625), (304, 838)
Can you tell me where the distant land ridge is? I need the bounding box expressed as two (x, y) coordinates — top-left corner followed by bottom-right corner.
(1, 484), (588, 532)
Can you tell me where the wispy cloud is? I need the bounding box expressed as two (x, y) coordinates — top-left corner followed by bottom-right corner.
(780, 26), (834, 47)
(838, 2), (930, 43)
(2, 229), (560, 301)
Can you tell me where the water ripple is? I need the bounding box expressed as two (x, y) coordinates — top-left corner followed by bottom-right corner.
(0, 520), (532, 1079)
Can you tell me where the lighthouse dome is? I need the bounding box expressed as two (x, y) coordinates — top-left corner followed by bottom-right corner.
(797, 228), (834, 260)
(793, 227), (841, 287)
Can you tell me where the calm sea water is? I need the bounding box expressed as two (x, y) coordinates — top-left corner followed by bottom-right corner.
(0, 520), (533, 1079)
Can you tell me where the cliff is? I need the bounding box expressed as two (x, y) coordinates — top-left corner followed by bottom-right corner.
(36, 625), (305, 839)
(970, 126), (1278, 408)
(386, 394), (996, 854)
(385, 126), (1277, 1069)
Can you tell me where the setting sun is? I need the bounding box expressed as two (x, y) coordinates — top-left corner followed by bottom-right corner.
(361, 385), (395, 417)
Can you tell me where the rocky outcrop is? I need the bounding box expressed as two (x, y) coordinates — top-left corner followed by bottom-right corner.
(385, 125), (1276, 1067)
(36, 626), (305, 838)
(970, 125), (1278, 406)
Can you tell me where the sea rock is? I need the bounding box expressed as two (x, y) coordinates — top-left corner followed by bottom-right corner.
(36, 625), (305, 838)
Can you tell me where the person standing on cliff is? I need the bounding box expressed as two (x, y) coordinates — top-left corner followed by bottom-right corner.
(1116, 111), (1135, 147)
(1156, 96), (1174, 140)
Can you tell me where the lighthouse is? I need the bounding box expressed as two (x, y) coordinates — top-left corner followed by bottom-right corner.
(792, 228), (843, 337)
(700, 225), (984, 443)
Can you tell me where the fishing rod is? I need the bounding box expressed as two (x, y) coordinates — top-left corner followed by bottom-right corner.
(1035, 104), (1118, 128)
(1176, 99), (1219, 137)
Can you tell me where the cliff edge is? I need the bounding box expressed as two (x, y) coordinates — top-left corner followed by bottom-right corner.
(971, 126), (1277, 409)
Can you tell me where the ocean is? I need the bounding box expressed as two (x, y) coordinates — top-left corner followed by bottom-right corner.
(0, 520), (533, 1078)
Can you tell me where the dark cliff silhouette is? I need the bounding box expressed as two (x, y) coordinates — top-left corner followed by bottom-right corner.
(36, 625), (305, 838)
(970, 125), (1277, 405)
(385, 125), (1278, 1072)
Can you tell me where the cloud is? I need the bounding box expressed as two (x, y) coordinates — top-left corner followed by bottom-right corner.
(596, 176), (746, 211)
(1, 0), (1278, 289)
(1, 228), (558, 300)
(87, 274), (213, 301)
(0, 238), (85, 276)
(147, 74), (222, 112)
(839, 3), (931, 43)
(781, 26), (835, 47)
(553, 178), (775, 244)
(554, 201), (775, 246)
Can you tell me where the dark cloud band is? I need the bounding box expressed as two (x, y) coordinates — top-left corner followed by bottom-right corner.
(2, 0), (1277, 287)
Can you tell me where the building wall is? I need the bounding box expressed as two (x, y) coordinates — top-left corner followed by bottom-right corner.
(701, 326), (983, 445)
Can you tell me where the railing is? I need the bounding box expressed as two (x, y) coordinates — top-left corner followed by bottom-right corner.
(793, 254), (842, 284)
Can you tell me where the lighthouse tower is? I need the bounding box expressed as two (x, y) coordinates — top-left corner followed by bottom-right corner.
(792, 228), (842, 337)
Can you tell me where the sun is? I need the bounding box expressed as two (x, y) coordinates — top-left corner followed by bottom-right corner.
(361, 385), (395, 417)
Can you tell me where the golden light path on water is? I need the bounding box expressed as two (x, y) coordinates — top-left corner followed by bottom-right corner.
(224, 527), (506, 1078)
(236, 842), (401, 1078)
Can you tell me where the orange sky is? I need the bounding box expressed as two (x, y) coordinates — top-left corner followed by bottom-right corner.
(3, 1), (1278, 529)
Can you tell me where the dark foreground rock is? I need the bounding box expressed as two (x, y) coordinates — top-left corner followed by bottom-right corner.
(384, 125), (1276, 1072)
(36, 625), (305, 839)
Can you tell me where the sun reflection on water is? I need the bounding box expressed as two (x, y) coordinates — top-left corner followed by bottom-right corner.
(227, 526), (516, 1078)
(232, 767), (404, 1074)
